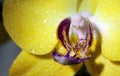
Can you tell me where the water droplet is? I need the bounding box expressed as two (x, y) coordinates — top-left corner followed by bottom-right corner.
(44, 32), (48, 35)
(31, 49), (35, 53)
(44, 19), (46, 23)
(38, 27), (41, 30)
(41, 38), (45, 41)
(52, 10), (56, 14)
(39, 45), (43, 48)
(30, 44), (33, 47)
(48, 45), (52, 48)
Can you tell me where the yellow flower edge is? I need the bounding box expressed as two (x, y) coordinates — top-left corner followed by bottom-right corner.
(3, 0), (99, 55)
(85, 54), (120, 76)
(9, 50), (82, 76)
(93, 0), (120, 61)
(3, 0), (77, 55)
(85, 16), (120, 76)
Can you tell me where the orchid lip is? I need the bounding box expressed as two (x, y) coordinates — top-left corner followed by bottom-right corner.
(53, 50), (91, 65)
(53, 14), (93, 65)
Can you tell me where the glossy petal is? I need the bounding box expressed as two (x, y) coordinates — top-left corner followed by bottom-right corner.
(85, 54), (120, 76)
(10, 50), (82, 76)
(78, 0), (99, 15)
(3, 0), (77, 55)
(92, 0), (120, 61)
(85, 29), (120, 76)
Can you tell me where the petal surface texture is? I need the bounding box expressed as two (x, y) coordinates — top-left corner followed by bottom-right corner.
(86, 54), (120, 76)
(3, 0), (77, 55)
(85, 12), (120, 76)
(93, 0), (120, 61)
(78, 0), (98, 15)
(10, 50), (82, 76)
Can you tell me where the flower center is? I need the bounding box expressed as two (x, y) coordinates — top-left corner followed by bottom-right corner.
(53, 14), (93, 65)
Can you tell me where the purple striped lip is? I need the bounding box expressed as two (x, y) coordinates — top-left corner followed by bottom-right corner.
(53, 50), (91, 65)
(53, 16), (93, 65)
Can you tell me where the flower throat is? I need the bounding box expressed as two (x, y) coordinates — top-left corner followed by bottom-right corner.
(53, 14), (93, 65)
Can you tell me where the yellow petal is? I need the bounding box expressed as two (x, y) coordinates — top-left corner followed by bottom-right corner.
(85, 54), (120, 76)
(55, 42), (67, 55)
(86, 33), (120, 76)
(93, 0), (120, 61)
(3, 0), (77, 55)
(94, 0), (120, 22)
(10, 50), (82, 76)
(78, 0), (99, 15)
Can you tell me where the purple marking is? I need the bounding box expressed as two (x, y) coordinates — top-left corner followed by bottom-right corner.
(57, 18), (71, 49)
(53, 50), (91, 65)
(88, 24), (93, 47)
(53, 17), (93, 65)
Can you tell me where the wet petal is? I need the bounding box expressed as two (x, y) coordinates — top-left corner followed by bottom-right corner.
(10, 50), (82, 76)
(92, 0), (120, 61)
(85, 54), (120, 76)
(78, 0), (99, 15)
(94, 0), (120, 22)
(85, 31), (120, 76)
(3, 0), (77, 55)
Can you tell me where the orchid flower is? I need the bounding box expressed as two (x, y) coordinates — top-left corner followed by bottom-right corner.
(3, 0), (120, 76)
